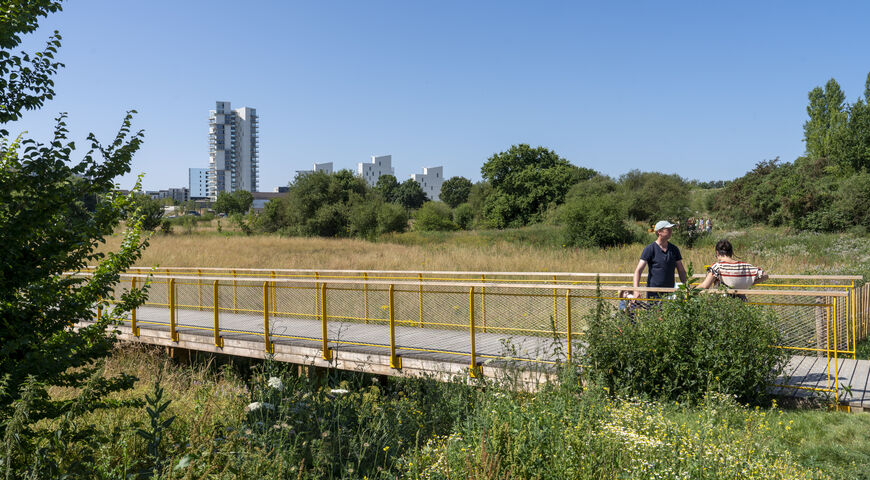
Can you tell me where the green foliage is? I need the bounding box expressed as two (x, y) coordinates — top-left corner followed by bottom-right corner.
(584, 289), (787, 404)
(159, 218), (173, 234)
(618, 169), (691, 221)
(128, 193), (163, 231)
(0, 3), (150, 475)
(452, 202), (474, 230)
(395, 178), (427, 210)
(376, 202), (408, 234)
(0, 1), (63, 133)
(135, 373), (175, 474)
(374, 173), (399, 203)
(439, 176), (472, 208)
(213, 190), (253, 215)
(413, 201), (458, 231)
(481, 144), (593, 228)
(259, 170), (409, 238)
(803, 78), (847, 162)
(719, 73), (870, 232)
(559, 194), (632, 247)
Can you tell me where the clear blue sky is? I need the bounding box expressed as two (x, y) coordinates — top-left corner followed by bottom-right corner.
(9, 1), (870, 192)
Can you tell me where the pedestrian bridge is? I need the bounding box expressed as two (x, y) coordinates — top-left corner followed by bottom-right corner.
(79, 268), (869, 410)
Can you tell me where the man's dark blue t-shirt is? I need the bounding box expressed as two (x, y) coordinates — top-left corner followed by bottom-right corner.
(640, 242), (682, 291)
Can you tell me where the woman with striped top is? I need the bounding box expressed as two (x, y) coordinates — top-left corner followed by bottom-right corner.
(698, 239), (768, 292)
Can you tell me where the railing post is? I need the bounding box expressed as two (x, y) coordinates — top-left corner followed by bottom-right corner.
(314, 271), (320, 320)
(263, 281), (273, 354)
(197, 269), (203, 311)
(271, 271), (277, 314)
(553, 275), (558, 330)
(131, 277), (139, 337)
(418, 273), (424, 328)
(363, 272), (369, 324)
(169, 278), (178, 342)
(321, 283), (332, 361)
(232, 270), (238, 314)
(469, 286), (479, 377)
(213, 280), (223, 348)
(851, 280), (857, 358)
(481, 274), (487, 333)
(832, 296), (840, 402)
(389, 284), (401, 369)
(566, 290), (572, 361)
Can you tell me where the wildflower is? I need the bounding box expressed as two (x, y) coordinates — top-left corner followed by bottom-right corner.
(267, 376), (284, 391)
(245, 401), (275, 412)
(383, 446), (390, 452)
(331, 388), (349, 394)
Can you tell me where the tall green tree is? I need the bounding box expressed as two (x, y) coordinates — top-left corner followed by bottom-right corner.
(803, 78), (847, 161)
(395, 178), (427, 210)
(0, 2), (150, 475)
(481, 144), (590, 228)
(128, 193), (164, 230)
(439, 176), (472, 208)
(213, 190), (254, 215)
(374, 174), (399, 203)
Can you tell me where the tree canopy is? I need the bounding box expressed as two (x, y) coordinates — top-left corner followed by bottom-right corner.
(394, 178), (428, 210)
(480, 144), (594, 228)
(213, 190), (253, 215)
(439, 176), (472, 208)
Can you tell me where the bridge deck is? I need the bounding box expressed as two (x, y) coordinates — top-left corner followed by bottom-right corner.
(107, 306), (870, 409)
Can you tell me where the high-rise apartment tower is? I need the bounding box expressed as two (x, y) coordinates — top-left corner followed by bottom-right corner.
(208, 101), (259, 199)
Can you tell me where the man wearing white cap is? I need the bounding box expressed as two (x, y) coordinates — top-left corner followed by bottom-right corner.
(632, 220), (688, 299)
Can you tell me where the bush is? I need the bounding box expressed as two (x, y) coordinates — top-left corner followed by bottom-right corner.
(413, 202), (458, 231)
(584, 288), (787, 404)
(377, 202), (408, 234)
(160, 219), (173, 234)
(348, 201), (379, 238)
(559, 194), (631, 247)
(453, 202), (474, 230)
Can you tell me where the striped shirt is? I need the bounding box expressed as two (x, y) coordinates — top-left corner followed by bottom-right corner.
(708, 261), (765, 289)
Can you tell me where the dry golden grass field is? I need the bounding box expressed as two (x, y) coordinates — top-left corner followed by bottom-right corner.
(97, 222), (870, 276)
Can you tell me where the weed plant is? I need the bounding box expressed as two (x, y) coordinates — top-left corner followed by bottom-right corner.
(8, 344), (866, 479)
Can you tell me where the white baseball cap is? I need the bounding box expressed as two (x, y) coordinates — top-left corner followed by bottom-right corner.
(654, 220), (675, 231)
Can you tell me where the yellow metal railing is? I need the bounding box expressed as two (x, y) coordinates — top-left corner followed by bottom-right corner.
(79, 268), (860, 399)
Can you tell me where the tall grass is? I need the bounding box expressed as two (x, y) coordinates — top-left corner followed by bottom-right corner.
(32, 344), (870, 479)
(101, 223), (870, 276)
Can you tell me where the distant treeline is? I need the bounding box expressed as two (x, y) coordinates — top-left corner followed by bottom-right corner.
(159, 73), (870, 245)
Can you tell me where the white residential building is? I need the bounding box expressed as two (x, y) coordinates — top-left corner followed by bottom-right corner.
(189, 168), (208, 198)
(207, 101), (259, 199)
(357, 155), (395, 187)
(295, 162), (334, 177)
(411, 166), (444, 201)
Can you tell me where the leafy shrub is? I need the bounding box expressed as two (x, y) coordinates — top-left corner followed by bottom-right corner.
(159, 219), (173, 234)
(559, 194), (631, 247)
(348, 201), (379, 238)
(376, 202), (408, 234)
(584, 287), (787, 404)
(618, 170), (691, 221)
(453, 202), (474, 230)
(414, 202), (458, 231)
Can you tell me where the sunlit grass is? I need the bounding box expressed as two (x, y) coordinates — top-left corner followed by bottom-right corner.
(102, 222), (870, 278)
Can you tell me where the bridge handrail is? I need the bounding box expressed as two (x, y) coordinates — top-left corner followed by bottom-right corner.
(68, 271), (850, 298)
(80, 266), (863, 282)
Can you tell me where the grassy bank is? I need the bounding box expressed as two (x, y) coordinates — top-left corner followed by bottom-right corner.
(34, 344), (870, 479)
